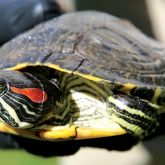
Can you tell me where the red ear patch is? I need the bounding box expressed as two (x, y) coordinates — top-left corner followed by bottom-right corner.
(10, 86), (48, 103)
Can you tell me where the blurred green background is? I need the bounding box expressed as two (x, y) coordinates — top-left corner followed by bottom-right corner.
(0, 150), (58, 165)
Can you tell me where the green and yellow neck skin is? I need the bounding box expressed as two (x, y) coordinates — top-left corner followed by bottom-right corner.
(59, 73), (160, 139)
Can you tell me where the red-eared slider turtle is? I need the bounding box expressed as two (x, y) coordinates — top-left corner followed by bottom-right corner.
(0, 11), (164, 141)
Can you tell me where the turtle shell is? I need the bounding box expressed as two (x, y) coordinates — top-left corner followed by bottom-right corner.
(0, 11), (165, 87)
(0, 11), (165, 140)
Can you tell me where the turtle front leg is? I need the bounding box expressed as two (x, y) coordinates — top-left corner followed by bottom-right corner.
(107, 94), (160, 139)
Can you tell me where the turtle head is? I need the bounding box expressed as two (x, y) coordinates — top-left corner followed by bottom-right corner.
(0, 70), (60, 128)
